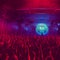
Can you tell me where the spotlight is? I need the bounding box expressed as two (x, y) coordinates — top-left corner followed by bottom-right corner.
(58, 23), (60, 26)
(36, 23), (49, 35)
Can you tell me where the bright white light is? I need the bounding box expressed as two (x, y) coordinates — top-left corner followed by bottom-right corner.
(36, 23), (49, 35)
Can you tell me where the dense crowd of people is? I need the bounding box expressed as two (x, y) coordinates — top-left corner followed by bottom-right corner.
(0, 34), (60, 60)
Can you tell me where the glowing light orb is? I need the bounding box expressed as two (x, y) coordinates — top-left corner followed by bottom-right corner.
(36, 23), (49, 35)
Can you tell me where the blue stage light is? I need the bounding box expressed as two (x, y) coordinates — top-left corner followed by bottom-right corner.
(36, 23), (49, 35)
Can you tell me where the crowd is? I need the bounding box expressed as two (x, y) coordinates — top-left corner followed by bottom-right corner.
(0, 34), (60, 60)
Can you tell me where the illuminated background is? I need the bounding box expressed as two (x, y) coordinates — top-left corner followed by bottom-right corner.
(0, 0), (60, 35)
